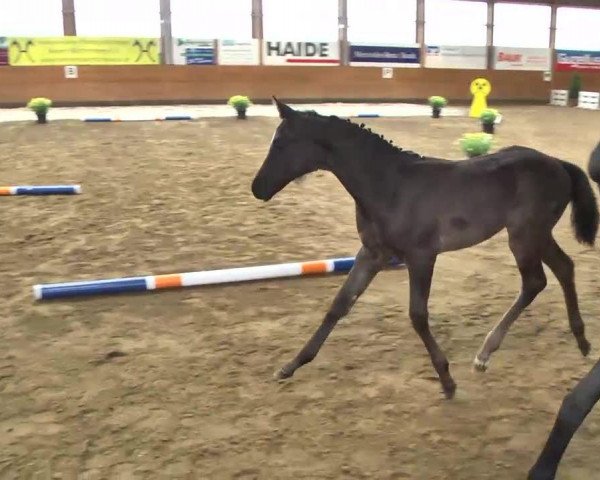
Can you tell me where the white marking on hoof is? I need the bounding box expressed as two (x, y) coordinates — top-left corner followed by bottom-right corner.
(273, 367), (293, 382)
(473, 356), (489, 372)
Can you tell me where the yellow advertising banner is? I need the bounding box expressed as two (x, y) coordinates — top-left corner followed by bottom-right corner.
(8, 37), (159, 66)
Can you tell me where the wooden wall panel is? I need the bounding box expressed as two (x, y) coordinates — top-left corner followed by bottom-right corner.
(551, 71), (600, 93)
(0, 65), (592, 107)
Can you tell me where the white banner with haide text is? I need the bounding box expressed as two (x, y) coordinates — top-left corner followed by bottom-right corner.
(262, 40), (340, 66)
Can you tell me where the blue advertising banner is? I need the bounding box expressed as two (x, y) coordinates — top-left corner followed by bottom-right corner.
(173, 39), (215, 65)
(185, 47), (214, 65)
(0, 37), (7, 66)
(555, 49), (600, 72)
(350, 44), (420, 68)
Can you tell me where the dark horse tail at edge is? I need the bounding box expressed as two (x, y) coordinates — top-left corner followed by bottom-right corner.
(587, 140), (600, 186)
(528, 140), (600, 480)
(560, 157), (599, 246)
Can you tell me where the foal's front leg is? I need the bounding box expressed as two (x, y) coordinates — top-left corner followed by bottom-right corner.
(407, 253), (457, 399)
(274, 246), (387, 381)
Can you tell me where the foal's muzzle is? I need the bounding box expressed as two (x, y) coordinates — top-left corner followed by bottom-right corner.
(251, 177), (272, 201)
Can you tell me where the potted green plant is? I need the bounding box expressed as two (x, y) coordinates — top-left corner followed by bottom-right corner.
(227, 95), (252, 119)
(480, 108), (499, 134)
(459, 132), (493, 158)
(568, 73), (582, 107)
(27, 97), (52, 124)
(428, 95), (447, 118)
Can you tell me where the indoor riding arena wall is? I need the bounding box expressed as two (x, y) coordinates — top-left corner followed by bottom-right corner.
(2, 66), (599, 107)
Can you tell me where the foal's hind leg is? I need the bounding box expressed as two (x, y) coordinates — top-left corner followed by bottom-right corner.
(542, 236), (591, 357)
(273, 246), (386, 381)
(474, 231), (547, 371)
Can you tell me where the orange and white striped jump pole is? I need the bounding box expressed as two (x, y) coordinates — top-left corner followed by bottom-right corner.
(33, 256), (404, 300)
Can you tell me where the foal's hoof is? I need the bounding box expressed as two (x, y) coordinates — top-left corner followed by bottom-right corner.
(579, 339), (591, 357)
(273, 366), (294, 382)
(443, 383), (457, 400)
(473, 356), (489, 372)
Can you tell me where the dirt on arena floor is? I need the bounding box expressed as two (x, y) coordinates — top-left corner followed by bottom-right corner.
(1, 106), (599, 480)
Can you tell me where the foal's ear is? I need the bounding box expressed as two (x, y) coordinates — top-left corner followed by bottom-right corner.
(272, 96), (296, 119)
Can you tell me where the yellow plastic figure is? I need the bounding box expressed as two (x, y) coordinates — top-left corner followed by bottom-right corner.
(469, 78), (491, 118)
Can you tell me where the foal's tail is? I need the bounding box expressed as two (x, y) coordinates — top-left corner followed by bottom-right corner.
(560, 159), (599, 246)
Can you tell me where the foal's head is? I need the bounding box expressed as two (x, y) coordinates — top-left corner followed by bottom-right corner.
(251, 97), (332, 201)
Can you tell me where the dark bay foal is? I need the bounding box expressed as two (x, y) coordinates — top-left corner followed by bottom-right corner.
(528, 140), (600, 480)
(251, 98), (598, 399)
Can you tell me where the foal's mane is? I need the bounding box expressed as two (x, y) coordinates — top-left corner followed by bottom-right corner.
(299, 109), (423, 161)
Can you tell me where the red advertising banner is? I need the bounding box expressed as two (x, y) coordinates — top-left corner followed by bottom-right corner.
(555, 49), (600, 72)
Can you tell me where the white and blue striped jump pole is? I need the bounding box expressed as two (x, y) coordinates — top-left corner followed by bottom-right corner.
(33, 256), (404, 300)
(0, 185), (81, 196)
(83, 115), (194, 122)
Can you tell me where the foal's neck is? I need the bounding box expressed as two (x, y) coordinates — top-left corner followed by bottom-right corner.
(323, 133), (406, 219)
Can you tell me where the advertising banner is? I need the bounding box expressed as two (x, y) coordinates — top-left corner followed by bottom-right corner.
(349, 43), (420, 67)
(173, 39), (215, 65)
(493, 47), (550, 71)
(8, 36), (159, 65)
(555, 49), (600, 72)
(0, 37), (7, 66)
(425, 45), (486, 69)
(217, 39), (260, 65)
(262, 40), (339, 66)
